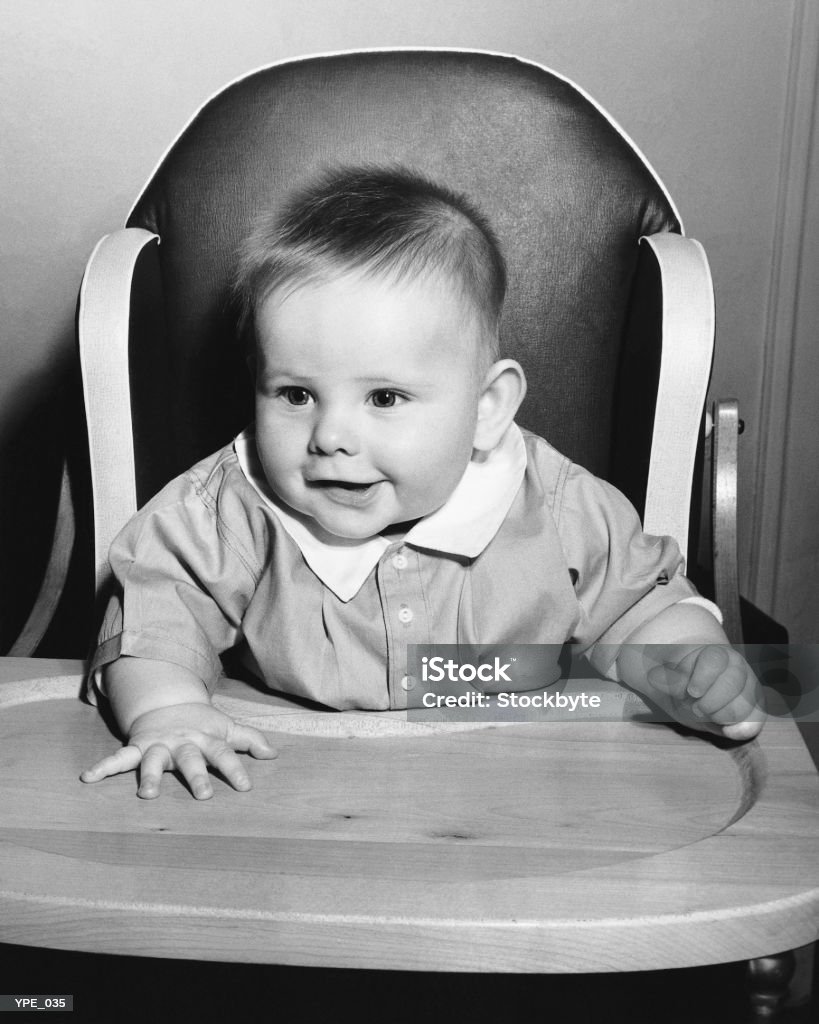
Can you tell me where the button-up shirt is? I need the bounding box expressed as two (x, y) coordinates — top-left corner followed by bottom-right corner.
(89, 424), (709, 710)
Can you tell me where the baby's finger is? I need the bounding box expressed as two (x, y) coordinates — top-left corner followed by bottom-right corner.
(681, 645), (731, 700)
(80, 745), (143, 783)
(173, 742), (214, 800)
(689, 664), (750, 718)
(646, 662), (690, 701)
(226, 722), (278, 759)
(700, 680), (765, 726)
(137, 743), (173, 800)
(721, 718), (764, 741)
(200, 738), (252, 792)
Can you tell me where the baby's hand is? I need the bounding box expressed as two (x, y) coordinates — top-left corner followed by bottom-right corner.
(644, 645), (765, 740)
(80, 702), (277, 799)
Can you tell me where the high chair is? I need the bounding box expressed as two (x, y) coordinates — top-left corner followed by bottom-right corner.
(77, 49), (721, 601)
(2, 50), (811, 1021)
(12, 48), (746, 654)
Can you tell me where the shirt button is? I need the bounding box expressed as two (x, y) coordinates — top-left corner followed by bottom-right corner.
(392, 552), (408, 570)
(398, 605), (413, 624)
(400, 674), (415, 691)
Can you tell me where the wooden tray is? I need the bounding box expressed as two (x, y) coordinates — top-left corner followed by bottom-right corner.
(1, 659), (818, 973)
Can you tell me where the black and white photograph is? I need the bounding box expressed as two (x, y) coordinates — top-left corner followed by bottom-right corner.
(1, 2), (818, 1021)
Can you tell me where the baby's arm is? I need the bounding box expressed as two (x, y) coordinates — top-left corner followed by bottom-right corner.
(80, 657), (277, 799)
(615, 603), (764, 741)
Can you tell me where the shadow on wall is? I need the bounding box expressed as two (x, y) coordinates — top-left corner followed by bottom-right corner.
(0, 331), (94, 659)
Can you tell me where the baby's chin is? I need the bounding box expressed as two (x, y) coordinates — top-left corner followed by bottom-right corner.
(311, 514), (422, 543)
(305, 499), (433, 542)
(306, 509), (408, 543)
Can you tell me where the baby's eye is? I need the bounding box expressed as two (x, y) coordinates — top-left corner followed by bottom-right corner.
(279, 386), (312, 406)
(370, 390), (402, 408)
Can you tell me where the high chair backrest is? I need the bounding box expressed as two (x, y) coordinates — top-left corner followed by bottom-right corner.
(79, 49), (714, 594)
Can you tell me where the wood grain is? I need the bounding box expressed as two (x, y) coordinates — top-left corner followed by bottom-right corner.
(1, 659), (818, 973)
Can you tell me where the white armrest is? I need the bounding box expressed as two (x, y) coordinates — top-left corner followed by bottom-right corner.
(78, 228), (160, 593)
(639, 233), (715, 567)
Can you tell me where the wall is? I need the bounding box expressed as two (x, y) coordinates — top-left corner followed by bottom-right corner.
(1, 0), (816, 647)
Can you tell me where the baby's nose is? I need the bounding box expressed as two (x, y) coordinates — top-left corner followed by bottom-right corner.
(309, 406), (361, 456)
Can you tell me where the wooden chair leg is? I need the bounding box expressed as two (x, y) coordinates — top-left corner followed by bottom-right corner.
(712, 399), (743, 644)
(746, 949), (796, 1021)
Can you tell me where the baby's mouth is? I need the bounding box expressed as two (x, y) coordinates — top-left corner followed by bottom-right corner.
(308, 479), (382, 507)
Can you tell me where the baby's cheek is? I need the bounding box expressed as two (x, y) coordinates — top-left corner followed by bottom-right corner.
(406, 453), (466, 504)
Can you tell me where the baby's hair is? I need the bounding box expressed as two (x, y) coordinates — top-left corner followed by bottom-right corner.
(233, 165), (506, 365)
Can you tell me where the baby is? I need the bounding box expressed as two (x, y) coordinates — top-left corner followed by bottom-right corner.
(81, 166), (764, 800)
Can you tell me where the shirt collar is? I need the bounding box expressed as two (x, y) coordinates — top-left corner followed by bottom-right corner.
(234, 423), (527, 602)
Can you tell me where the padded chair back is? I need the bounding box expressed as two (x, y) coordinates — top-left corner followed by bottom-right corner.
(124, 49), (680, 507)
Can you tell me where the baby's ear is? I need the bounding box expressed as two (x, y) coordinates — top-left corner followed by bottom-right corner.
(473, 359), (527, 452)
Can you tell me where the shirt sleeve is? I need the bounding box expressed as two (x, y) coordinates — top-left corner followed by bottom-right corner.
(555, 462), (704, 677)
(86, 464), (261, 704)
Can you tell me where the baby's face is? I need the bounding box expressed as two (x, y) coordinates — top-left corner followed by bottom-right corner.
(253, 270), (487, 539)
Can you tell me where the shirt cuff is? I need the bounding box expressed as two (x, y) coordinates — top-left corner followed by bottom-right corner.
(85, 630), (223, 705)
(677, 595), (724, 623)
